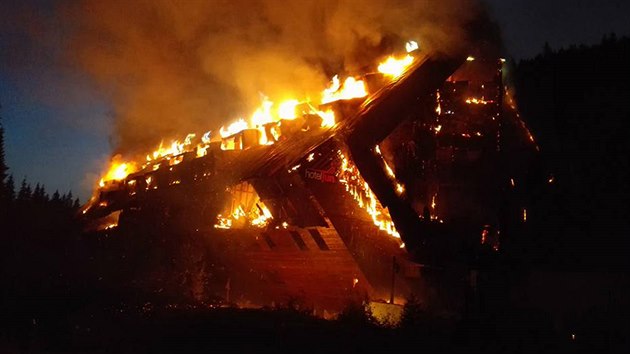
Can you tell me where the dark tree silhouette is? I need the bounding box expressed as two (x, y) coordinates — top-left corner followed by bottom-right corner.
(51, 189), (61, 203)
(5, 174), (15, 202)
(17, 178), (32, 202)
(514, 34), (630, 269)
(0, 107), (9, 205)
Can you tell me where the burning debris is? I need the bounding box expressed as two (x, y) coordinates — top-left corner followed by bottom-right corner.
(337, 149), (400, 238)
(95, 43), (418, 190)
(83, 40), (542, 310)
(76, 0), (543, 313)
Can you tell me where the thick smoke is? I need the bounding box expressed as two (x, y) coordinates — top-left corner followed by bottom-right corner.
(61, 0), (485, 155)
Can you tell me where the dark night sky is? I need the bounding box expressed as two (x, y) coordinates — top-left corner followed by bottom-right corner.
(1, 0), (629, 201)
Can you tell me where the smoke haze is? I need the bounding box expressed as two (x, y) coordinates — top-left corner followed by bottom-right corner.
(55, 0), (488, 155)
(0, 0), (491, 158)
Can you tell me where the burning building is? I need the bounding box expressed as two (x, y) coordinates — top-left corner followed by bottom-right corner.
(82, 40), (539, 314)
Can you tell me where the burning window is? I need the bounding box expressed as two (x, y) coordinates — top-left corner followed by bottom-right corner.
(214, 182), (274, 229)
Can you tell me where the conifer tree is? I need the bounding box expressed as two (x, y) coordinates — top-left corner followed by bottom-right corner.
(73, 198), (81, 209)
(0, 107), (9, 202)
(5, 174), (15, 202)
(52, 190), (61, 203)
(33, 183), (43, 203)
(18, 178), (32, 201)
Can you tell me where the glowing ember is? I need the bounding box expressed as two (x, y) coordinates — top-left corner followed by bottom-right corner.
(466, 97), (493, 105)
(383, 161), (396, 179)
(214, 215), (232, 229)
(481, 228), (489, 244)
(375, 145), (405, 195)
(435, 90), (442, 116)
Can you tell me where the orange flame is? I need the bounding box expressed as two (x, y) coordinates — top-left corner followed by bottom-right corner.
(99, 158), (137, 187)
(250, 203), (273, 227)
(250, 96), (274, 127)
(378, 55), (414, 79)
(466, 97), (493, 105)
(220, 118), (248, 138)
(321, 75), (368, 104)
(337, 150), (401, 239)
(96, 42), (420, 188)
(277, 99), (299, 120)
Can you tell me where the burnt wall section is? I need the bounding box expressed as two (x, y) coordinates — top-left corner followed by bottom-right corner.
(298, 141), (412, 301)
(250, 170), (327, 228)
(101, 206), (370, 313)
(346, 55), (465, 256)
(201, 226), (371, 312)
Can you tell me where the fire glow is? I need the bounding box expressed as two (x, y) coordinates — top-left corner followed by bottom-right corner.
(337, 150), (401, 239)
(97, 45), (419, 186)
(378, 55), (414, 79)
(92, 42), (418, 241)
(322, 76), (367, 104)
(374, 145), (405, 196)
(466, 97), (493, 105)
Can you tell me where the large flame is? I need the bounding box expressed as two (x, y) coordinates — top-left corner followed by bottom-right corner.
(277, 99), (300, 120)
(378, 55), (414, 79)
(97, 42), (417, 187)
(318, 109), (336, 128)
(321, 76), (368, 104)
(250, 96), (274, 127)
(337, 150), (401, 239)
(250, 204), (273, 227)
(99, 159), (137, 187)
(220, 118), (248, 138)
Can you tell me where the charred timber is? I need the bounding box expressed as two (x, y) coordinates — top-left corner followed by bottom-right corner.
(346, 55), (465, 254)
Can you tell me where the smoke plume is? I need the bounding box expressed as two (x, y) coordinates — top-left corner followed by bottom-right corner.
(60, 0), (487, 155)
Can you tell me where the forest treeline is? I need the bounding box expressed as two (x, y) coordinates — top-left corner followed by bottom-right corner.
(513, 33), (630, 268)
(0, 115), (91, 348)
